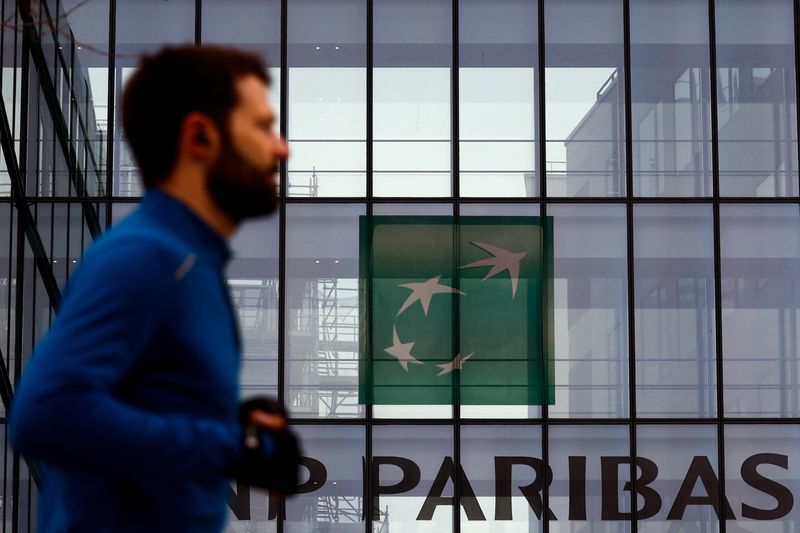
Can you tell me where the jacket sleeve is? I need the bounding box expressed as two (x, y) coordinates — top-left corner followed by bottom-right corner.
(8, 239), (242, 483)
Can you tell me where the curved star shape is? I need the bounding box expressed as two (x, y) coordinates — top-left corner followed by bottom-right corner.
(397, 275), (464, 317)
(460, 241), (527, 298)
(385, 326), (424, 372)
(436, 353), (473, 377)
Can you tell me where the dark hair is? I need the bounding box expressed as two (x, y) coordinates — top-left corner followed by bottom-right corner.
(122, 45), (270, 188)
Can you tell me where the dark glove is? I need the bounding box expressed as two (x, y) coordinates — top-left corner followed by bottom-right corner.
(231, 396), (302, 494)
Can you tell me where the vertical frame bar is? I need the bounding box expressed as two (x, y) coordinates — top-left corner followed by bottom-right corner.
(278, 0), (288, 529)
(450, 1), (461, 532)
(365, 0), (374, 531)
(707, 0), (729, 530)
(622, 0), (637, 530)
(105, 0), (116, 217)
(536, 1), (550, 531)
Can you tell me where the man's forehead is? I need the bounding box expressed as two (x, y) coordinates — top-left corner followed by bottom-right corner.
(235, 75), (272, 114)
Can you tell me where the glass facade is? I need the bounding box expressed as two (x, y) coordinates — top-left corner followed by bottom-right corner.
(0, 1), (798, 531)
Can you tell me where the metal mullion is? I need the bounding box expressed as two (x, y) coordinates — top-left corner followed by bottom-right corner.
(273, 1), (290, 530)
(536, 0), (550, 530)
(106, 0), (115, 222)
(97, 195), (800, 205)
(194, 0), (201, 45)
(707, 0), (729, 529)
(287, 415), (800, 424)
(365, 0), (374, 530)
(622, 0), (637, 530)
(278, 0), (288, 529)
(450, 1), (462, 532)
(795, 0), (800, 196)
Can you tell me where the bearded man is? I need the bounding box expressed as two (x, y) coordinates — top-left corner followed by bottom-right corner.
(9, 45), (298, 532)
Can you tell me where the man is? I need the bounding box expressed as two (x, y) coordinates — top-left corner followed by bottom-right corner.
(9, 45), (297, 532)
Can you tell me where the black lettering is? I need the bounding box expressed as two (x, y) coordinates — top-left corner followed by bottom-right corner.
(416, 456), (486, 521)
(372, 456), (421, 520)
(296, 456), (327, 494)
(627, 457), (662, 519)
(602, 456), (663, 520)
(601, 456), (630, 520)
(667, 456), (734, 520)
(267, 492), (279, 521)
(228, 481), (250, 520)
(568, 456), (586, 520)
(741, 453), (793, 520)
(494, 456), (555, 520)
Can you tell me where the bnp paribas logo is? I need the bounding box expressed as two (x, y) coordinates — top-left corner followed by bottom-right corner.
(359, 216), (554, 406)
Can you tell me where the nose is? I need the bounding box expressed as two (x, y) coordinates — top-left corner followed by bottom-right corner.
(275, 137), (289, 160)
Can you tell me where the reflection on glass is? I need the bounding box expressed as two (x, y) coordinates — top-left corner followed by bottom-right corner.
(634, 204), (717, 417)
(549, 425), (630, 532)
(545, 0), (625, 197)
(373, 0), (451, 197)
(371, 203), (453, 420)
(113, 0), (195, 197)
(228, 217), (280, 400)
(285, 204), (364, 418)
(630, 0), (712, 197)
(372, 426), (453, 533)
(63, 0), (110, 198)
(202, 0), (280, 64)
(550, 204), (628, 418)
(637, 425), (720, 532)
(285, 426), (365, 532)
(715, 0), (799, 197)
(720, 204), (800, 417)
(461, 425), (542, 532)
(459, 0), (538, 198)
(460, 203), (542, 420)
(288, 0), (366, 197)
(725, 425), (800, 529)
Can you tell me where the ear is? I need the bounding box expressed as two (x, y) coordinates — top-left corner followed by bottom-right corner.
(178, 112), (222, 163)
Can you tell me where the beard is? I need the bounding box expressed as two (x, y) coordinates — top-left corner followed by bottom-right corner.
(206, 138), (279, 223)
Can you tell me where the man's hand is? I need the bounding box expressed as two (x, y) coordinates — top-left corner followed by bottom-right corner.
(233, 396), (302, 494)
(249, 410), (286, 431)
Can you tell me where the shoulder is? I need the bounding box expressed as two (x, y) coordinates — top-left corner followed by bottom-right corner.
(62, 213), (197, 304)
(85, 211), (199, 277)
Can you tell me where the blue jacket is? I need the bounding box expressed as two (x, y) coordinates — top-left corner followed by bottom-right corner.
(10, 190), (244, 532)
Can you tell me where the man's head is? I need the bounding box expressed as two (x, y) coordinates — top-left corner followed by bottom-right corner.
(122, 45), (287, 222)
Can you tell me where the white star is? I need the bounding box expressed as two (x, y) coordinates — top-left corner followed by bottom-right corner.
(385, 326), (424, 372)
(397, 275), (464, 316)
(460, 241), (527, 298)
(436, 353), (473, 377)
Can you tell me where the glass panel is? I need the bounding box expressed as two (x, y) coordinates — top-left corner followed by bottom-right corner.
(372, 425), (453, 533)
(459, 0), (538, 198)
(459, 203), (542, 419)
(549, 204), (628, 418)
(371, 203), (452, 419)
(720, 204), (800, 417)
(285, 204), (364, 418)
(62, 0), (110, 198)
(725, 425), (800, 530)
(630, 0), (713, 197)
(228, 217), (280, 400)
(634, 204), (717, 417)
(461, 425), (542, 531)
(545, 0), (625, 198)
(549, 425), (630, 532)
(201, 0), (281, 66)
(288, 0), (366, 198)
(113, 0), (195, 197)
(373, 0), (451, 197)
(716, 0), (799, 197)
(637, 425), (720, 532)
(285, 425), (365, 532)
